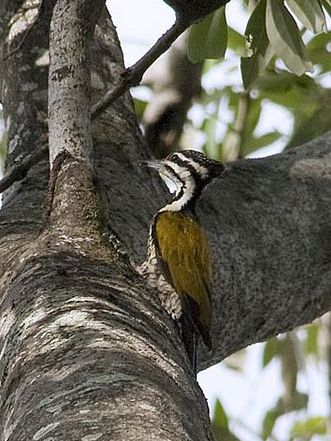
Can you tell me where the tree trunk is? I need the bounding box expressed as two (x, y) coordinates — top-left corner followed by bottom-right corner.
(0, 1), (330, 440)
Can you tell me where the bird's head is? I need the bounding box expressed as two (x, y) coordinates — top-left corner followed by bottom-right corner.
(143, 150), (224, 211)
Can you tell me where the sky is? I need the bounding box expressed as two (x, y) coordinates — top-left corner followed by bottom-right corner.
(108, 1), (330, 440)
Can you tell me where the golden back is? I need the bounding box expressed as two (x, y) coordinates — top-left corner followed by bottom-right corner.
(154, 211), (212, 343)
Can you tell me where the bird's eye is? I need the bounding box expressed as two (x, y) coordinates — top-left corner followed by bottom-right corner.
(171, 153), (179, 161)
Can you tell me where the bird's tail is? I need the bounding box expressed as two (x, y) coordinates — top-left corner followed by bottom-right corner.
(180, 295), (200, 375)
(180, 313), (198, 375)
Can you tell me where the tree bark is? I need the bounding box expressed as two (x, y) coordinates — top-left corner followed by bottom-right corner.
(0, 1), (330, 440)
(0, 2), (212, 440)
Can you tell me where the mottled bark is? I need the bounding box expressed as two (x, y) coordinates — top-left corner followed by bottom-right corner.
(0, 1), (330, 441)
(0, 2), (212, 440)
(199, 136), (331, 367)
(48, 0), (105, 163)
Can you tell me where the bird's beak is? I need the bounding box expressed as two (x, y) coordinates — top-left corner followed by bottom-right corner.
(140, 159), (178, 194)
(139, 159), (162, 171)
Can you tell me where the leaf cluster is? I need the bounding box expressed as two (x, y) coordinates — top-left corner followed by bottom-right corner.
(186, 0), (331, 160)
(210, 322), (329, 441)
(188, 0), (328, 88)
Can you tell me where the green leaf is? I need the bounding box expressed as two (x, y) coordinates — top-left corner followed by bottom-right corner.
(286, 0), (327, 33)
(0, 130), (7, 173)
(254, 69), (330, 149)
(266, 0), (312, 75)
(256, 71), (319, 113)
(288, 391), (309, 411)
(188, 7), (228, 63)
(212, 399), (229, 430)
(321, 0), (331, 16)
(262, 337), (281, 367)
(243, 131), (282, 155)
(244, 96), (262, 135)
(307, 31), (331, 73)
(237, 95), (262, 158)
(239, 96), (272, 156)
(290, 416), (327, 439)
(212, 400), (241, 441)
(213, 428), (241, 441)
(203, 118), (219, 160)
(287, 92), (331, 148)
(133, 98), (148, 119)
(227, 27), (247, 57)
(257, 70), (316, 93)
(262, 406), (283, 440)
(304, 324), (319, 356)
(241, 0), (274, 89)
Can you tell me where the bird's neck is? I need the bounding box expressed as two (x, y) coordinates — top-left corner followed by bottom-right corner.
(160, 175), (202, 213)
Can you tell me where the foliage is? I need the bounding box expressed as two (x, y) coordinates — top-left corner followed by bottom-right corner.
(189, 6), (228, 63)
(212, 399), (241, 441)
(191, 0), (331, 160)
(290, 416), (327, 440)
(208, 324), (329, 441)
(188, 0), (326, 87)
(137, 1), (330, 161)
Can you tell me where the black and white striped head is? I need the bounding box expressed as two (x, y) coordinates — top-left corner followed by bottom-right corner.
(145, 150), (224, 211)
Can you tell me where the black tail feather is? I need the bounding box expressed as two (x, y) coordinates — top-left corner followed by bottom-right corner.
(180, 294), (202, 375)
(180, 313), (198, 374)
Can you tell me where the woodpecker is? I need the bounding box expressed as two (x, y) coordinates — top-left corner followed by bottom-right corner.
(140, 150), (224, 373)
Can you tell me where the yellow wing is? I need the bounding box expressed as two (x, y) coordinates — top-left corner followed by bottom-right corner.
(154, 211), (212, 347)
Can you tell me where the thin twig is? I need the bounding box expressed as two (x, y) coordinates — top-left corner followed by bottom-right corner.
(0, 144), (48, 193)
(91, 18), (190, 118)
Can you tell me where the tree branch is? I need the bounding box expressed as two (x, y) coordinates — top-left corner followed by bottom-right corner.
(48, 0), (105, 164)
(0, 0), (56, 226)
(2, 0), (44, 59)
(91, 18), (189, 118)
(94, 129), (331, 371)
(197, 133), (331, 368)
(164, 0), (231, 22)
(91, 0), (232, 118)
(0, 6), (216, 440)
(0, 144), (48, 193)
(47, 0), (108, 236)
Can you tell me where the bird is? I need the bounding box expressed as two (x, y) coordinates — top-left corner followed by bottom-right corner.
(140, 150), (225, 373)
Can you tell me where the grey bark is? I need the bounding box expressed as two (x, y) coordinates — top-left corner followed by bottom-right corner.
(0, 1), (330, 440)
(48, 0), (104, 163)
(0, 2), (212, 440)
